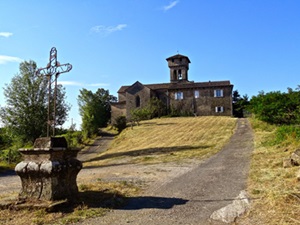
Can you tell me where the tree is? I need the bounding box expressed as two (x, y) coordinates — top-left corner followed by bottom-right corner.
(0, 60), (70, 144)
(232, 90), (250, 118)
(78, 88), (116, 138)
(249, 88), (300, 125)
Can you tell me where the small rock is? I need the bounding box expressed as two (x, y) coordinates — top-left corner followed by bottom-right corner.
(283, 158), (292, 168)
(296, 169), (300, 181)
(291, 150), (300, 166)
(210, 190), (250, 224)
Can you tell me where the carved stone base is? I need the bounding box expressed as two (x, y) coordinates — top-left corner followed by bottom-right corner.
(15, 137), (82, 201)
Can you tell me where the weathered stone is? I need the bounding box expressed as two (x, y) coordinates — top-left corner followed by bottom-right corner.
(297, 169), (300, 181)
(33, 137), (68, 149)
(283, 158), (293, 168)
(291, 149), (300, 166)
(210, 190), (250, 224)
(15, 137), (82, 201)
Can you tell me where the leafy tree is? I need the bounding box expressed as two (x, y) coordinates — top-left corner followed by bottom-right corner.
(232, 90), (250, 118)
(0, 60), (70, 144)
(249, 88), (300, 125)
(78, 88), (116, 138)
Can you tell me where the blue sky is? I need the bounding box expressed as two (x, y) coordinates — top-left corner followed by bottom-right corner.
(1, 0), (300, 128)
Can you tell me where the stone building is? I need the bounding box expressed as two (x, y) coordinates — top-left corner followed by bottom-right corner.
(111, 54), (233, 122)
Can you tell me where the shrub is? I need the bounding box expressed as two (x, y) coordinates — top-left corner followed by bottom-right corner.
(114, 116), (127, 133)
(0, 147), (21, 164)
(62, 131), (84, 148)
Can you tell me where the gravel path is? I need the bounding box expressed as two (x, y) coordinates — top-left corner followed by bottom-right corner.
(78, 118), (254, 225)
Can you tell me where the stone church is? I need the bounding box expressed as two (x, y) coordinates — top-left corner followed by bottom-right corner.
(111, 54), (233, 122)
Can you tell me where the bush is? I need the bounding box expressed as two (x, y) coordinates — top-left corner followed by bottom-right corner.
(114, 116), (127, 133)
(61, 131), (84, 148)
(0, 147), (21, 164)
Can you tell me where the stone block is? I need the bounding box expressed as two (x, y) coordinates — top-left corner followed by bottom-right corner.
(15, 137), (82, 201)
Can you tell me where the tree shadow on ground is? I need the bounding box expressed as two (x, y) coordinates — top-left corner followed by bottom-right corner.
(84, 145), (212, 164)
(52, 190), (188, 213)
(0, 169), (16, 177)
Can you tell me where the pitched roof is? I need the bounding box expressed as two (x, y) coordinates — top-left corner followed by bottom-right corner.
(166, 54), (191, 63)
(118, 80), (232, 93)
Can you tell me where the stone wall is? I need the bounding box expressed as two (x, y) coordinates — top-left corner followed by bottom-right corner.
(169, 86), (233, 116)
(125, 86), (152, 120)
(111, 102), (126, 124)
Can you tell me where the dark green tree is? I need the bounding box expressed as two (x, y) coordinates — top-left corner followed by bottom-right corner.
(232, 90), (250, 118)
(0, 60), (70, 144)
(78, 88), (116, 138)
(249, 88), (300, 125)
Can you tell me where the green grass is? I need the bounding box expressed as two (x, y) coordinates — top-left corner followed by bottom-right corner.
(244, 118), (300, 225)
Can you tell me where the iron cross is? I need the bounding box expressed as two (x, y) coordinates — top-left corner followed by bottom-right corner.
(36, 47), (72, 137)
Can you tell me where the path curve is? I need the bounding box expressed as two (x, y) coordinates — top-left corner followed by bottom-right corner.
(79, 118), (254, 225)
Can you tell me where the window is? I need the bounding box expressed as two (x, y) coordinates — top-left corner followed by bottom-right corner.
(194, 90), (200, 98)
(136, 96), (140, 107)
(214, 89), (223, 97)
(178, 70), (182, 80)
(175, 92), (183, 100)
(215, 106), (224, 113)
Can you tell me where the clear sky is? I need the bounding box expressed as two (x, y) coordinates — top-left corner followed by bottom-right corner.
(1, 0), (300, 128)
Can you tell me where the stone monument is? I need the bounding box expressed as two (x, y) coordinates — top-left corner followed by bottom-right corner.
(15, 137), (82, 201)
(14, 48), (82, 202)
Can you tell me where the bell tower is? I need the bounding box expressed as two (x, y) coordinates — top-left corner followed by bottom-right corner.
(166, 54), (191, 83)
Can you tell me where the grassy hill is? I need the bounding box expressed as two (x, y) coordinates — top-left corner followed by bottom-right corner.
(85, 116), (237, 167)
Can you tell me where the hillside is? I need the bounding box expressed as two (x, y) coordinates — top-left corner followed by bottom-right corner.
(85, 116), (237, 167)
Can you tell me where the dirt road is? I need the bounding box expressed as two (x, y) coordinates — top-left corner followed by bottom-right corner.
(78, 118), (254, 225)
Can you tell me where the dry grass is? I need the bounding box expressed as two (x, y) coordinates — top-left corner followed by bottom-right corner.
(244, 118), (300, 225)
(0, 180), (140, 225)
(84, 116), (237, 167)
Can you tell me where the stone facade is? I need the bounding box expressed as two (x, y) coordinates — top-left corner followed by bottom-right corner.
(111, 54), (233, 123)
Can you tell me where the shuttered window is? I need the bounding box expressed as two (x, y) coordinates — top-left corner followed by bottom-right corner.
(214, 89), (223, 97)
(215, 106), (224, 113)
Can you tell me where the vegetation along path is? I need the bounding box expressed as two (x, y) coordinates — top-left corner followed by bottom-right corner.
(79, 118), (254, 225)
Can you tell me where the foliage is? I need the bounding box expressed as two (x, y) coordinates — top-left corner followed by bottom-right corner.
(0, 147), (21, 164)
(114, 116), (127, 133)
(249, 88), (300, 125)
(232, 90), (250, 118)
(0, 127), (12, 149)
(61, 130), (84, 148)
(131, 107), (152, 122)
(131, 97), (167, 122)
(78, 88), (117, 138)
(0, 60), (70, 144)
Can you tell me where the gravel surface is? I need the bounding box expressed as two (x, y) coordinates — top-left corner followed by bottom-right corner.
(77, 118), (254, 225)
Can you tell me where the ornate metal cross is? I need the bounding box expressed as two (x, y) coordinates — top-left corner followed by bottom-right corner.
(36, 47), (72, 137)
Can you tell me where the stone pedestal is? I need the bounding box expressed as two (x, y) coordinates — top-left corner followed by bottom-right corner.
(15, 137), (82, 201)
